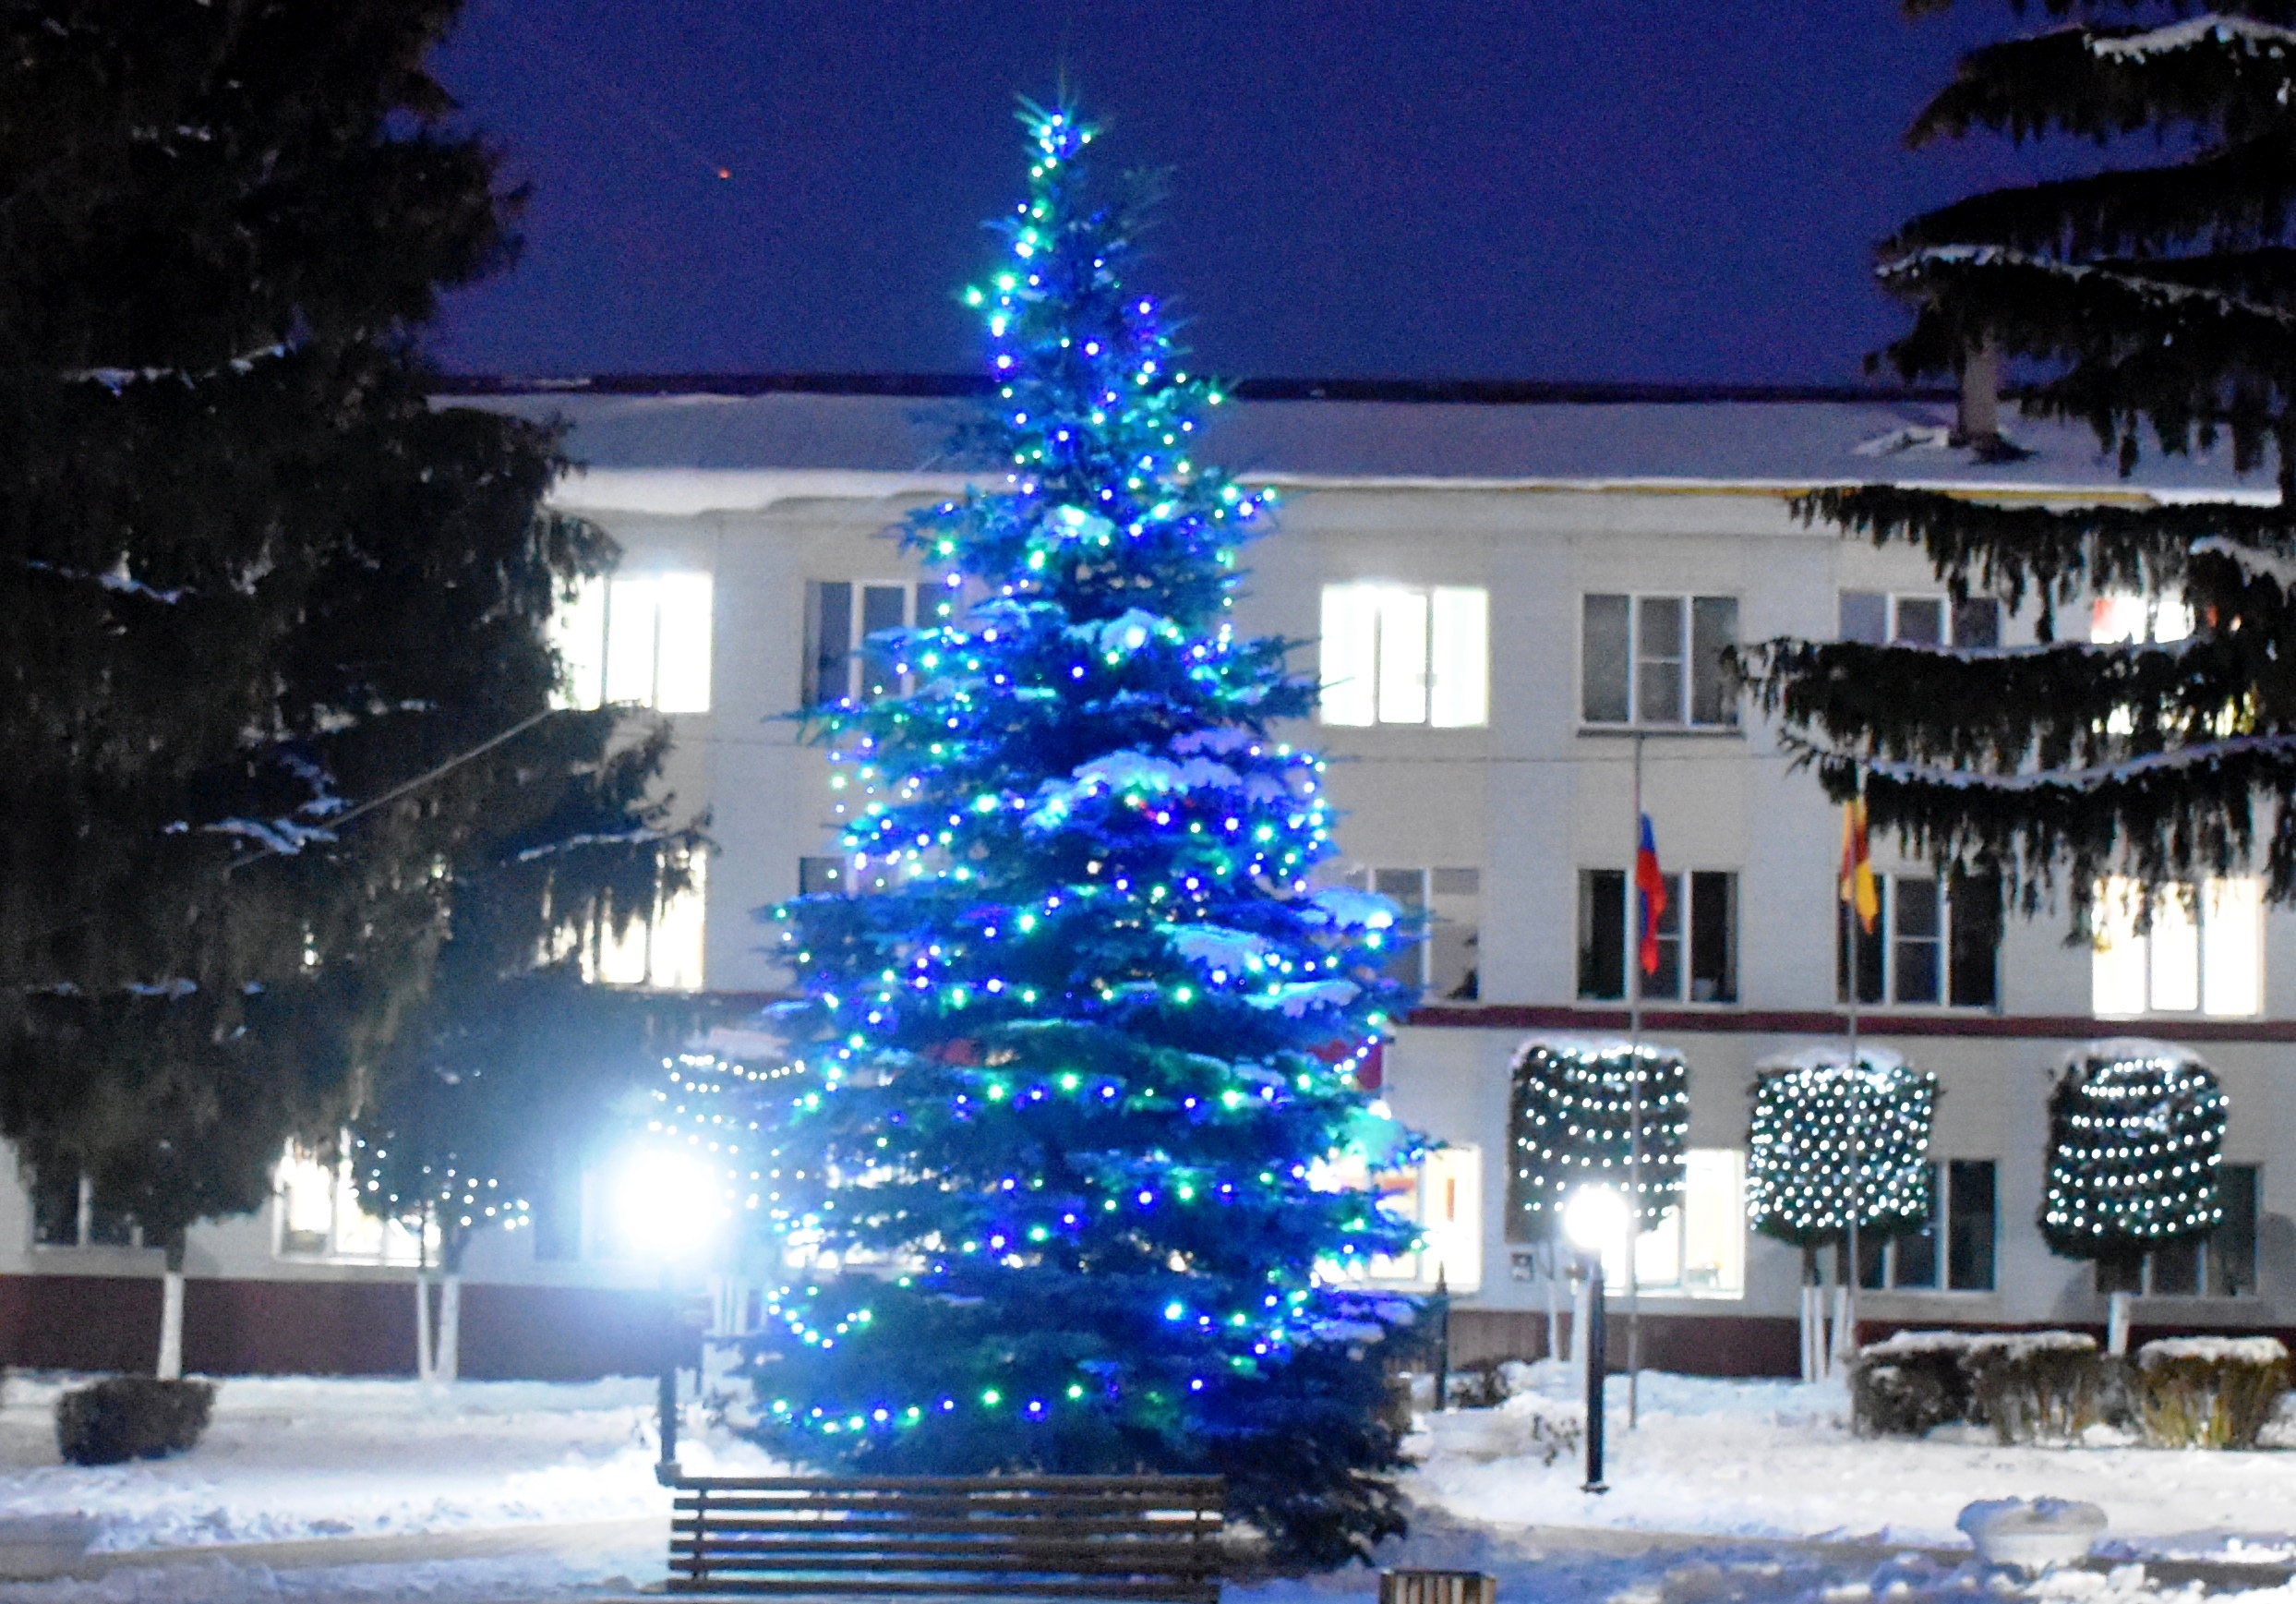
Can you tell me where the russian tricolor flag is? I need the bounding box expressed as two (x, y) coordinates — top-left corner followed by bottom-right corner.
(1635, 814), (1667, 977)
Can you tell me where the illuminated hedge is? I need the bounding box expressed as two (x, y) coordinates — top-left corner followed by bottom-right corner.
(2042, 1039), (2224, 1263)
(1506, 1036), (1686, 1240)
(1749, 1048), (1937, 1250)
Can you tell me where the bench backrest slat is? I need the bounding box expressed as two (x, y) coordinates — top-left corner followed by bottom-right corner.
(666, 1473), (1224, 1601)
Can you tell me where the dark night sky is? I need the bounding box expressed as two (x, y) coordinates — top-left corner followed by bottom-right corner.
(427, 2), (2077, 385)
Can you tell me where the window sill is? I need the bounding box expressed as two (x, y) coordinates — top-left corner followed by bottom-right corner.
(1577, 725), (1743, 740)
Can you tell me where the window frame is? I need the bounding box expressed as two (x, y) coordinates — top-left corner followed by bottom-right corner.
(1576, 866), (1739, 1005)
(1839, 590), (2001, 650)
(591, 851), (708, 992)
(1343, 864), (1483, 1000)
(273, 1139), (435, 1267)
(1318, 582), (1491, 730)
(2093, 876), (2264, 1019)
(1837, 871), (2001, 1011)
(802, 579), (942, 708)
(1579, 592), (1741, 732)
(1624, 1147), (1748, 1299)
(1858, 1159), (1998, 1293)
(552, 569), (715, 714)
(2094, 1163), (2260, 1298)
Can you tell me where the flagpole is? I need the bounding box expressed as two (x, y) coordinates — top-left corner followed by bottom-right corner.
(1627, 733), (1644, 1429)
(1841, 793), (1863, 1375)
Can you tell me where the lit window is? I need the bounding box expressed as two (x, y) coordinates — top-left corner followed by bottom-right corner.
(2097, 1165), (2258, 1297)
(1581, 594), (1738, 729)
(2091, 592), (2194, 647)
(1319, 583), (1489, 728)
(1857, 1159), (1997, 1292)
(2093, 876), (2260, 1018)
(1628, 1148), (1745, 1297)
(1577, 868), (1737, 1003)
(552, 572), (715, 713)
(1364, 1145), (1484, 1293)
(273, 1140), (432, 1266)
(595, 855), (707, 991)
(1839, 872), (2001, 1008)
(1840, 591), (2000, 648)
(804, 581), (943, 706)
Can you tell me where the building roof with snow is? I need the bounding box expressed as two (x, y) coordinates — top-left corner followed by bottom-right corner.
(439, 373), (2276, 500)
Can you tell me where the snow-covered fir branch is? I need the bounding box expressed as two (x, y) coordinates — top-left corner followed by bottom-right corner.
(2088, 15), (2296, 63)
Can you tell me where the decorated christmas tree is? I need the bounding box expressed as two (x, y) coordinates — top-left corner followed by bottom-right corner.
(1504, 1038), (1687, 1243)
(2042, 1041), (2224, 1268)
(1740, 4), (2296, 916)
(746, 103), (1423, 1566)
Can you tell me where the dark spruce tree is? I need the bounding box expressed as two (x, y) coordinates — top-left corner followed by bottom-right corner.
(0, 3), (686, 1374)
(749, 105), (1424, 1567)
(1741, 3), (2296, 917)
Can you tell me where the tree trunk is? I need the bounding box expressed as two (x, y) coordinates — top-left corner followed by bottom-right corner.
(436, 1273), (463, 1384)
(1797, 1246), (1820, 1383)
(415, 1272), (435, 1382)
(156, 1233), (186, 1381)
(2107, 1289), (2133, 1357)
(1544, 1244), (1563, 1366)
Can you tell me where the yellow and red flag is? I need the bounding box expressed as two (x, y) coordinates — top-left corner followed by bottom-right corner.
(1839, 797), (1879, 934)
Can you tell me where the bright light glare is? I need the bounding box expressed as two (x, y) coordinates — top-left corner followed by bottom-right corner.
(1564, 1185), (1630, 1256)
(607, 1146), (726, 1260)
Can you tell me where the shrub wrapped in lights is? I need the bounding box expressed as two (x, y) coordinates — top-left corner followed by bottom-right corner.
(1749, 1048), (1937, 1250)
(2041, 1039), (2225, 1266)
(1506, 1036), (1687, 1241)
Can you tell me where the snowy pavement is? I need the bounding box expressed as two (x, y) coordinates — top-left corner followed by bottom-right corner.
(0, 1368), (2290, 1600)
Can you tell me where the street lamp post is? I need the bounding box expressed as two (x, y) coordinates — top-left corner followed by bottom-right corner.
(1581, 1250), (1607, 1492)
(1564, 1186), (1627, 1495)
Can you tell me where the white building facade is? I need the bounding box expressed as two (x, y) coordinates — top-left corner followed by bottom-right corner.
(3, 376), (2287, 1378)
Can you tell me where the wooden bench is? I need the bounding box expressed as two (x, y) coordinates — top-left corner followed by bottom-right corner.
(666, 1473), (1226, 1599)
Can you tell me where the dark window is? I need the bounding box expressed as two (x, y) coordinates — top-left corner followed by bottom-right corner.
(1895, 597), (1944, 645)
(1894, 877), (1943, 1005)
(1581, 596), (1630, 723)
(1860, 1161), (1942, 1290)
(1690, 598), (1740, 726)
(1578, 869), (1627, 1001)
(1953, 598), (2001, 648)
(858, 584), (908, 701)
(1947, 1160), (1997, 1291)
(2152, 1236), (2203, 1296)
(87, 1193), (135, 1248)
(30, 1169), (77, 1248)
(1579, 868), (1736, 1004)
(1948, 873), (2002, 1007)
(803, 581), (852, 707)
(799, 856), (847, 896)
(1689, 871), (1738, 1003)
(2212, 1164), (2260, 1296)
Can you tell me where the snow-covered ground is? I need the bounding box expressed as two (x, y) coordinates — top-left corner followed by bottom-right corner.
(0, 1367), (2293, 1601)
(1410, 1365), (2296, 1559)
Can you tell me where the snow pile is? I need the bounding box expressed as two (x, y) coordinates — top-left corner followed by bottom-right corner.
(2138, 1336), (2288, 1368)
